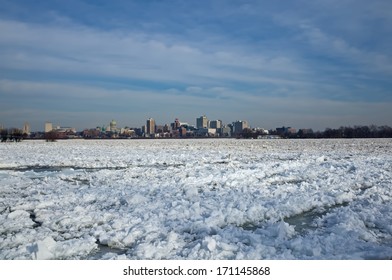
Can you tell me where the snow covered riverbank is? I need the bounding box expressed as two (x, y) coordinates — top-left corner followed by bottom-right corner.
(1, 139), (391, 259)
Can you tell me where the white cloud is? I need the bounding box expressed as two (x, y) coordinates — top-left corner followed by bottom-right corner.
(0, 19), (310, 90)
(299, 22), (392, 73)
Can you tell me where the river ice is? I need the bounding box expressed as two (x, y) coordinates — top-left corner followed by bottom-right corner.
(1, 139), (391, 259)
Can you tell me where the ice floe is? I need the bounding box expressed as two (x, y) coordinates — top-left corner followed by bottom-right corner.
(0, 138), (391, 259)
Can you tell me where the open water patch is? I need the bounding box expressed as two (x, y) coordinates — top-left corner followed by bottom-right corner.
(87, 240), (128, 259)
(27, 210), (42, 229)
(284, 202), (350, 234)
(0, 163), (187, 173)
(0, 165), (130, 173)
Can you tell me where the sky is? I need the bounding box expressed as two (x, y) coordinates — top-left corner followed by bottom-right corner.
(1, 0), (392, 131)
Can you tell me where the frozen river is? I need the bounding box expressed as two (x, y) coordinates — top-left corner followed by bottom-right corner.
(1, 138), (392, 259)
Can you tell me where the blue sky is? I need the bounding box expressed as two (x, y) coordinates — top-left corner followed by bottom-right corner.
(1, 0), (392, 131)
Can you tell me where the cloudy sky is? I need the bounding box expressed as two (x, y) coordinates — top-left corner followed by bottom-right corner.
(1, 0), (392, 131)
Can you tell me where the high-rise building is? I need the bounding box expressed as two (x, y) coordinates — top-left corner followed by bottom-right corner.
(23, 122), (30, 135)
(209, 120), (222, 129)
(109, 120), (117, 132)
(146, 118), (155, 135)
(233, 120), (249, 135)
(171, 118), (181, 130)
(219, 125), (231, 137)
(44, 122), (53, 133)
(196, 115), (208, 129)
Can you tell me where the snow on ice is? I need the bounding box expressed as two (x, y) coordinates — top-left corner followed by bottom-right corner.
(0, 139), (391, 259)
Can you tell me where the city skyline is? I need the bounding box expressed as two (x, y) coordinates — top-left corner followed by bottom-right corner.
(2, 116), (392, 140)
(2, 111), (392, 134)
(2, 115), (252, 133)
(1, 1), (392, 131)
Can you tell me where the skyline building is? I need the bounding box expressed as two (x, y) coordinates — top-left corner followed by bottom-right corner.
(233, 120), (249, 135)
(163, 124), (171, 133)
(209, 120), (222, 129)
(146, 118), (155, 135)
(172, 118), (181, 130)
(109, 120), (117, 132)
(23, 122), (31, 135)
(44, 122), (53, 133)
(196, 115), (208, 129)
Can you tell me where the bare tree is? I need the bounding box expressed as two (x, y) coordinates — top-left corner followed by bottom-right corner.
(45, 130), (58, 142)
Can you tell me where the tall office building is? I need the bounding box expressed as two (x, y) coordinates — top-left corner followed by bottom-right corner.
(209, 120), (222, 129)
(44, 122), (53, 133)
(146, 118), (155, 135)
(196, 115), (208, 129)
(233, 120), (249, 135)
(23, 122), (31, 135)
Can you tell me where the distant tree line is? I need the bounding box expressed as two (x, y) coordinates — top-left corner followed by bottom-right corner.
(1, 128), (24, 142)
(315, 125), (392, 138)
(44, 130), (59, 142)
(241, 125), (392, 139)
